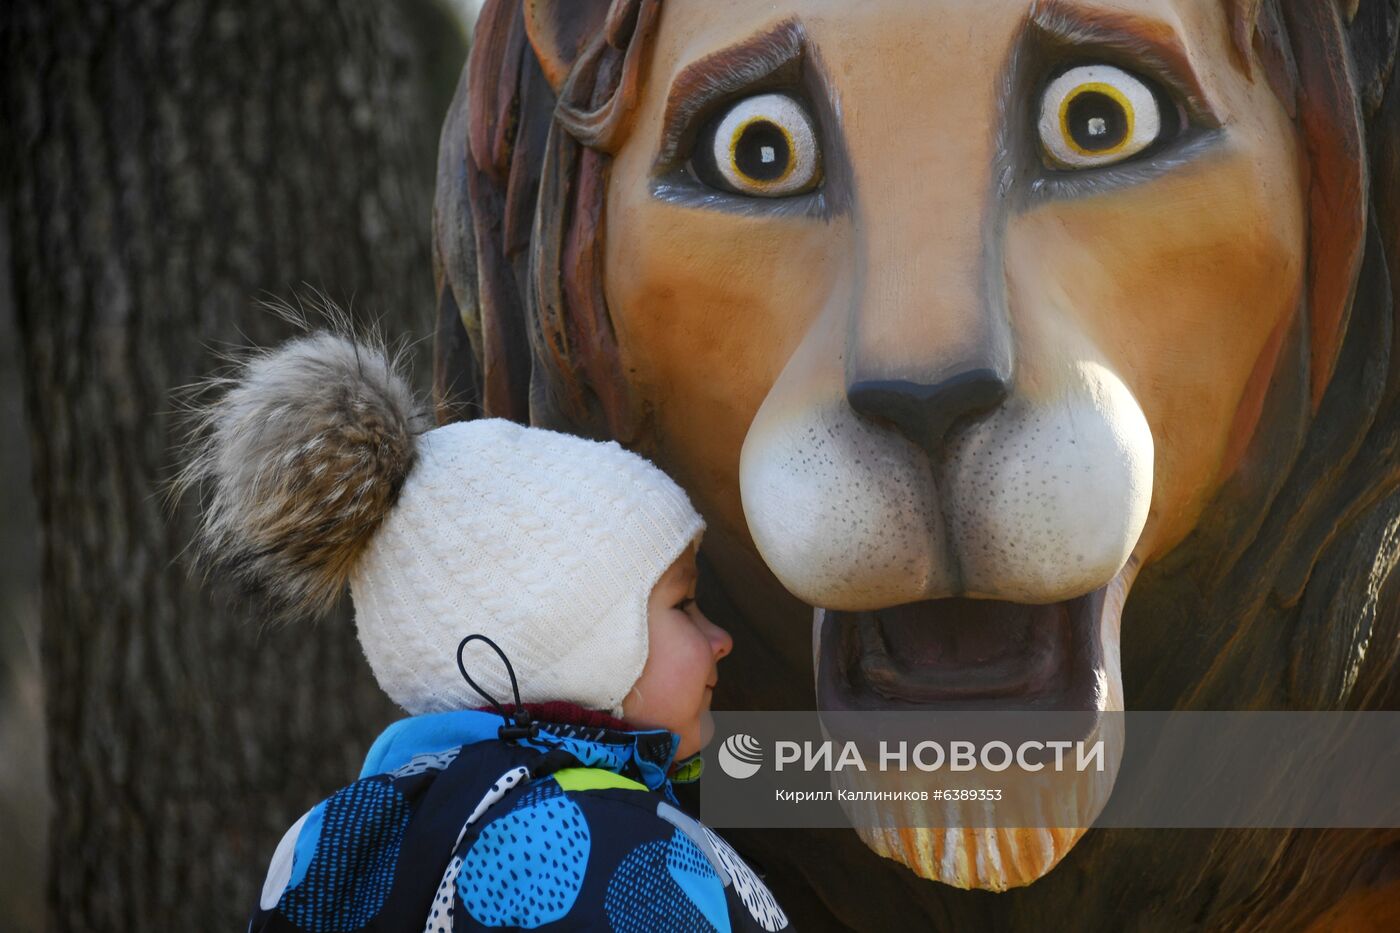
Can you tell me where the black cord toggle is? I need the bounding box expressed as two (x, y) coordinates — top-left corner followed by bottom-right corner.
(456, 634), (538, 741)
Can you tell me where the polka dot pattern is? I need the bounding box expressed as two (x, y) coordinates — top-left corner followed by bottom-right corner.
(702, 825), (789, 931)
(423, 856), (461, 933)
(278, 780), (409, 932)
(455, 766), (527, 850)
(457, 783), (590, 927)
(604, 838), (717, 933)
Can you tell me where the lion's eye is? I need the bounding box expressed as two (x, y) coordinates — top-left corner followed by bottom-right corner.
(690, 93), (821, 197)
(1038, 65), (1163, 169)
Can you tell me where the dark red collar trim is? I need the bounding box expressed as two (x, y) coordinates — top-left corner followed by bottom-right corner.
(474, 702), (634, 733)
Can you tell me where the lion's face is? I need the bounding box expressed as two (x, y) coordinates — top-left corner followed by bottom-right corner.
(600, 0), (1306, 888)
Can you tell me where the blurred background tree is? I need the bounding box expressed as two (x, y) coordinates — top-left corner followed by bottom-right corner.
(0, 0), (475, 926)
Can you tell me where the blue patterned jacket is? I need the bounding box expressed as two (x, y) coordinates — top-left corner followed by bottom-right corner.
(250, 709), (791, 932)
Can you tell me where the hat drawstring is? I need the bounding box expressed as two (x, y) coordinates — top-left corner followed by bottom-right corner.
(456, 634), (539, 741)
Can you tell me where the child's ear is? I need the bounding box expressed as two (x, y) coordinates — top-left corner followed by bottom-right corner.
(523, 0), (613, 94)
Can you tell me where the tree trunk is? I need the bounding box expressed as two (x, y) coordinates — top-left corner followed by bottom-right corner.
(1, 1), (461, 926)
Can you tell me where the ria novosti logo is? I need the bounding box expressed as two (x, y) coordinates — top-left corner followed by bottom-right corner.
(714, 733), (1109, 779)
(717, 733), (764, 779)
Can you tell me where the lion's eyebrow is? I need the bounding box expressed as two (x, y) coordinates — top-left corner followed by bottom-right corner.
(656, 18), (807, 167)
(1029, 1), (1221, 126)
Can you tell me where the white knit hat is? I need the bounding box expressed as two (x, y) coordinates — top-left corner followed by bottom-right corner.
(352, 419), (704, 716)
(178, 331), (704, 718)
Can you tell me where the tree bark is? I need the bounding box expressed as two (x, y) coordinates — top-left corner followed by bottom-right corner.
(1, 1), (461, 926)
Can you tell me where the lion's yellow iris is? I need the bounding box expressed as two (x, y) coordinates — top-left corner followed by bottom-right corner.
(1058, 81), (1136, 158)
(728, 116), (799, 190)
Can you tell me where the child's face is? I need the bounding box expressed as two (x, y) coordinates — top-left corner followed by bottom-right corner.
(624, 544), (733, 760)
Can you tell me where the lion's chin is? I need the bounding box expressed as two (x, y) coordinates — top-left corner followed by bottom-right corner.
(814, 562), (1133, 890)
(855, 824), (1089, 892)
(830, 702), (1123, 890)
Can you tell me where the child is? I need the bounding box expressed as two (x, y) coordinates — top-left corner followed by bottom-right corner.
(181, 329), (790, 932)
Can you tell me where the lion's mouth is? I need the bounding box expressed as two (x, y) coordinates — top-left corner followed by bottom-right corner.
(817, 584), (1111, 713)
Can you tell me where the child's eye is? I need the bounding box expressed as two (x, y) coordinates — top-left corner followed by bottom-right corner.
(674, 597), (696, 612)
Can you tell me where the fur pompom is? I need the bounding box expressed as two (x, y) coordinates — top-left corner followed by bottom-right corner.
(177, 329), (422, 619)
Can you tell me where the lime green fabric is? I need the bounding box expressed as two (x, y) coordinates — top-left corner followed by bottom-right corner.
(552, 767), (647, 792)
(671, 754), (704, 784)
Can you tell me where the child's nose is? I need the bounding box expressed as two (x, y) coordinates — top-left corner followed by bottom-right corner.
(710, 621), (733, 660)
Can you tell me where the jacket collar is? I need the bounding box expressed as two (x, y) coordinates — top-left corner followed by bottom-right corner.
(359, 707), (680, 792)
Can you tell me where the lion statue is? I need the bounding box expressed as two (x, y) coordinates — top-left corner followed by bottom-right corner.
(431, 0), (1400, 928)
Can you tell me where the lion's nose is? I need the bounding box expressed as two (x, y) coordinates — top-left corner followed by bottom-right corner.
(846, 368), (1010, 459)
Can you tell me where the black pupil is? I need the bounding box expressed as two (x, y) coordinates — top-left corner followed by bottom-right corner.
(1066, 90), (1128, 152)
(734, 120), (791, 182)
